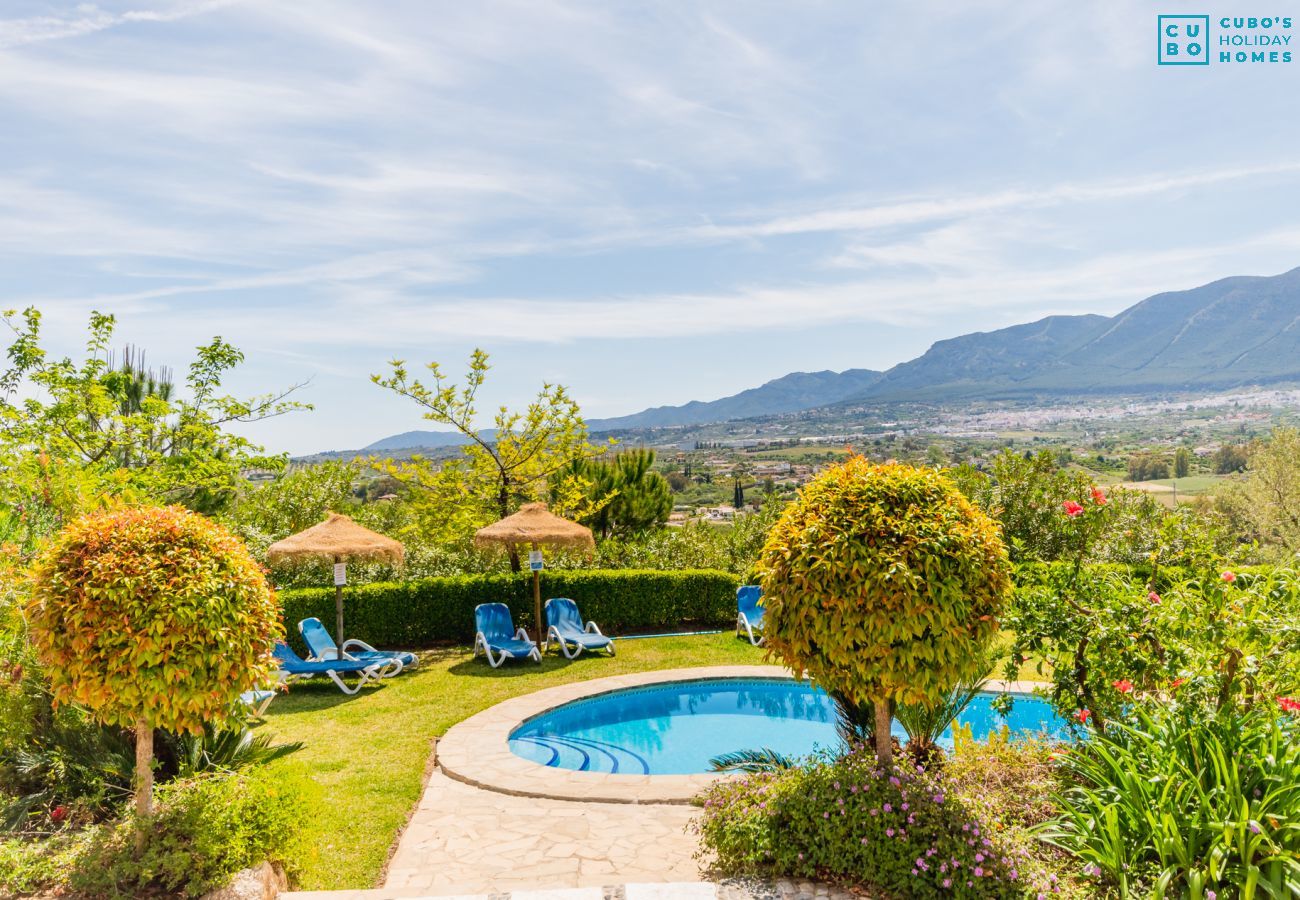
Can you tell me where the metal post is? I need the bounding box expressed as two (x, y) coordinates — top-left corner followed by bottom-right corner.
(532, 541), (543, 645)
(335, 554), (345, 660)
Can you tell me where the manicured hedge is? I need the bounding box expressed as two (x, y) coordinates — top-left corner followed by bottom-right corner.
(277, 568), (742, 651)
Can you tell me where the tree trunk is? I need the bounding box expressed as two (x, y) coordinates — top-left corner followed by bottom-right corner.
(134, 718), (154, 851)
(873, 700), (893, 766)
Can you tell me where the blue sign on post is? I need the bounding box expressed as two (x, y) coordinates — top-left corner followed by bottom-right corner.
(529, 550), (544, 572)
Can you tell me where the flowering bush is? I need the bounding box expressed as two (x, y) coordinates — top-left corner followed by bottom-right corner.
(695, 749), (1057, 898)
(1005, 564), (1300, 728)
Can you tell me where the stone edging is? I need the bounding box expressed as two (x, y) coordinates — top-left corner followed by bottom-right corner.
(435, 666), (1044, 806)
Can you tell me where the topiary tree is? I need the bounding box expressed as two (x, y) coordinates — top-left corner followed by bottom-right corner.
(758, 458), (1012, 764)
(27, 506), (280, 823)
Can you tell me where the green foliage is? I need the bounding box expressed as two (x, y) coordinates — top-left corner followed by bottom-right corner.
(278, 568), (741, 649)
(65, 770), (305, 899)
(228, 460), (364, 548)
(1215, 443), (1250, 474)
(1218, 427), (1300, 558)
(708, 747), (796, 773)
(371, 349), (611, 547)
(1128, 453), (1171, 481)
(554, 449), (672, 538)
(953, 450), (1094, 563)
(759, 458), (1012, 713)
(695, 750), (1047, 898)
(165, 725), (303, 779)
(28, 506), (281, 736)
(896, 657), (996, 763)
(1004, 562), (1300, 729)
(590, 504), (784, 578)
(0, 308), (307, 533)
(1174, 447), (1193, 479)
(1042, 701), (1300, 898)
(955, 450), (1231, 568)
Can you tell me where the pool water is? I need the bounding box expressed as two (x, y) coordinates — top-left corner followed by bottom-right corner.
(508, 677), (1069, 775)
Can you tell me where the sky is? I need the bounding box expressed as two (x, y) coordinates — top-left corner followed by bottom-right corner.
(3, 1), (1300, 455)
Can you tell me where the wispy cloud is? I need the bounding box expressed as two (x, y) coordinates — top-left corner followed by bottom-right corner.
(0, 0), (243, 49)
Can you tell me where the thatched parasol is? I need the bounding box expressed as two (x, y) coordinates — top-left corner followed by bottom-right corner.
(268, 513), (404, 659)
(475, 503), (595, 642)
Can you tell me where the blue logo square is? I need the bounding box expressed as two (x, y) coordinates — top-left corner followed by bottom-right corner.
(1158, 15), (1211, 64)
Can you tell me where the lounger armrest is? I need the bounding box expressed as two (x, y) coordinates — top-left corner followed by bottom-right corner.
(341, 638), (379, 653)
(585, 621), (604, 636)
(514, 627), (532, 642)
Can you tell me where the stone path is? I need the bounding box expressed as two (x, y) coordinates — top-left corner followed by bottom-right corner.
(286, 879), (861, 899)
(287, 771), (701, 899)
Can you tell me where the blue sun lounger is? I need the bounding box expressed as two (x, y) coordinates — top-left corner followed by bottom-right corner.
(736, 585), (765, 646)
(298, 617), (415, 676)
(272, 642), (396, 695)
(240, 689), (277, 716)
(544, 597), (615, 659)
(474, 603), (541, 667)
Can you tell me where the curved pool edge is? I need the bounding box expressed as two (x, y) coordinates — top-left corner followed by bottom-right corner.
(435, 665), (1046, 805)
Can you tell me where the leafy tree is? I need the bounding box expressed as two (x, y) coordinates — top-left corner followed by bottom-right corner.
(27, 507), (280, 825)
(758, 458), (1012, 764)
(554, 449), (672, 539)
(228, 460), (362, 541)
(1219, 427), (1300, 555)
(1214, 443), (1249, 474)
(371, 350), (611, 568)
(1127, 453), (1170, 481)
(1173, 446), (1192, 479)
(0, 308), (307, 539)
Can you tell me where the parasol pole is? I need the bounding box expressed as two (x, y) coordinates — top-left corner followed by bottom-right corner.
(334, 554), (345, 660)
(531, 540), (543, 645)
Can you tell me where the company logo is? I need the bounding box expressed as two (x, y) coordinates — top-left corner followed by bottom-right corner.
(1159, 15), (1210, 64)
(1158, 15), (1293, 65)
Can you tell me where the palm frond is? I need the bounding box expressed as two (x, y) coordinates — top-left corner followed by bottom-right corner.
(708, 747), (796, 773)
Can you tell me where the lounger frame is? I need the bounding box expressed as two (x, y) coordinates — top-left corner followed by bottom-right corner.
(473, 627), (542, 667)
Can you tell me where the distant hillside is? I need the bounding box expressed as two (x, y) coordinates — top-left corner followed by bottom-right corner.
(363, 429), (496, 451)
(849, 267), (1300, 402)
(588, 369), (884, 429)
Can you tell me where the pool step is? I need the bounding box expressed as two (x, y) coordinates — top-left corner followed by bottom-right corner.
(507, 734), (651, 775)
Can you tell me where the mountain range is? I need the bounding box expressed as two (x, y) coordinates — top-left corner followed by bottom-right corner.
(359, 267), (1300, 452)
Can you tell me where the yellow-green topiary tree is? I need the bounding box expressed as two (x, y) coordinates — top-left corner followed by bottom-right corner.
(27, 506), (281, 820)
(758, 457), (1012, 764)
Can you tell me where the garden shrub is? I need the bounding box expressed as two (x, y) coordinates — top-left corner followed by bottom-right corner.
(0, 769), (307, 898)
(67, 769), (306, 899)
(1043, 700), (1300, 898)
(695, 749), (1055, 899)
(759, 458), (1012, 762)
(277, 568), (740, 650)
(27, 506), (282, 817)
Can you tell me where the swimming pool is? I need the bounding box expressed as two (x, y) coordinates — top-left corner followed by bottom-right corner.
(507, 677), (1068, 775)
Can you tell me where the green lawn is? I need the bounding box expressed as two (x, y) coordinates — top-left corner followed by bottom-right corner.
(260, 632), (768, 891)
(261, 630), (1049, 891)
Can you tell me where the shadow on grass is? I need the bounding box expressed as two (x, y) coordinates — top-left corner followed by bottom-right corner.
(445, 652), (597, 679)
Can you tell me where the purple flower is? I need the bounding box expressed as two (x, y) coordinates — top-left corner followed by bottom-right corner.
(884, 803), (893, 812)
(886, 828), (895, 837)
(975, 867), (984, 877)
(1250, 822), (1261, 834)
(943, 879), (952, 888)
(1207, 892), (1217, 900)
